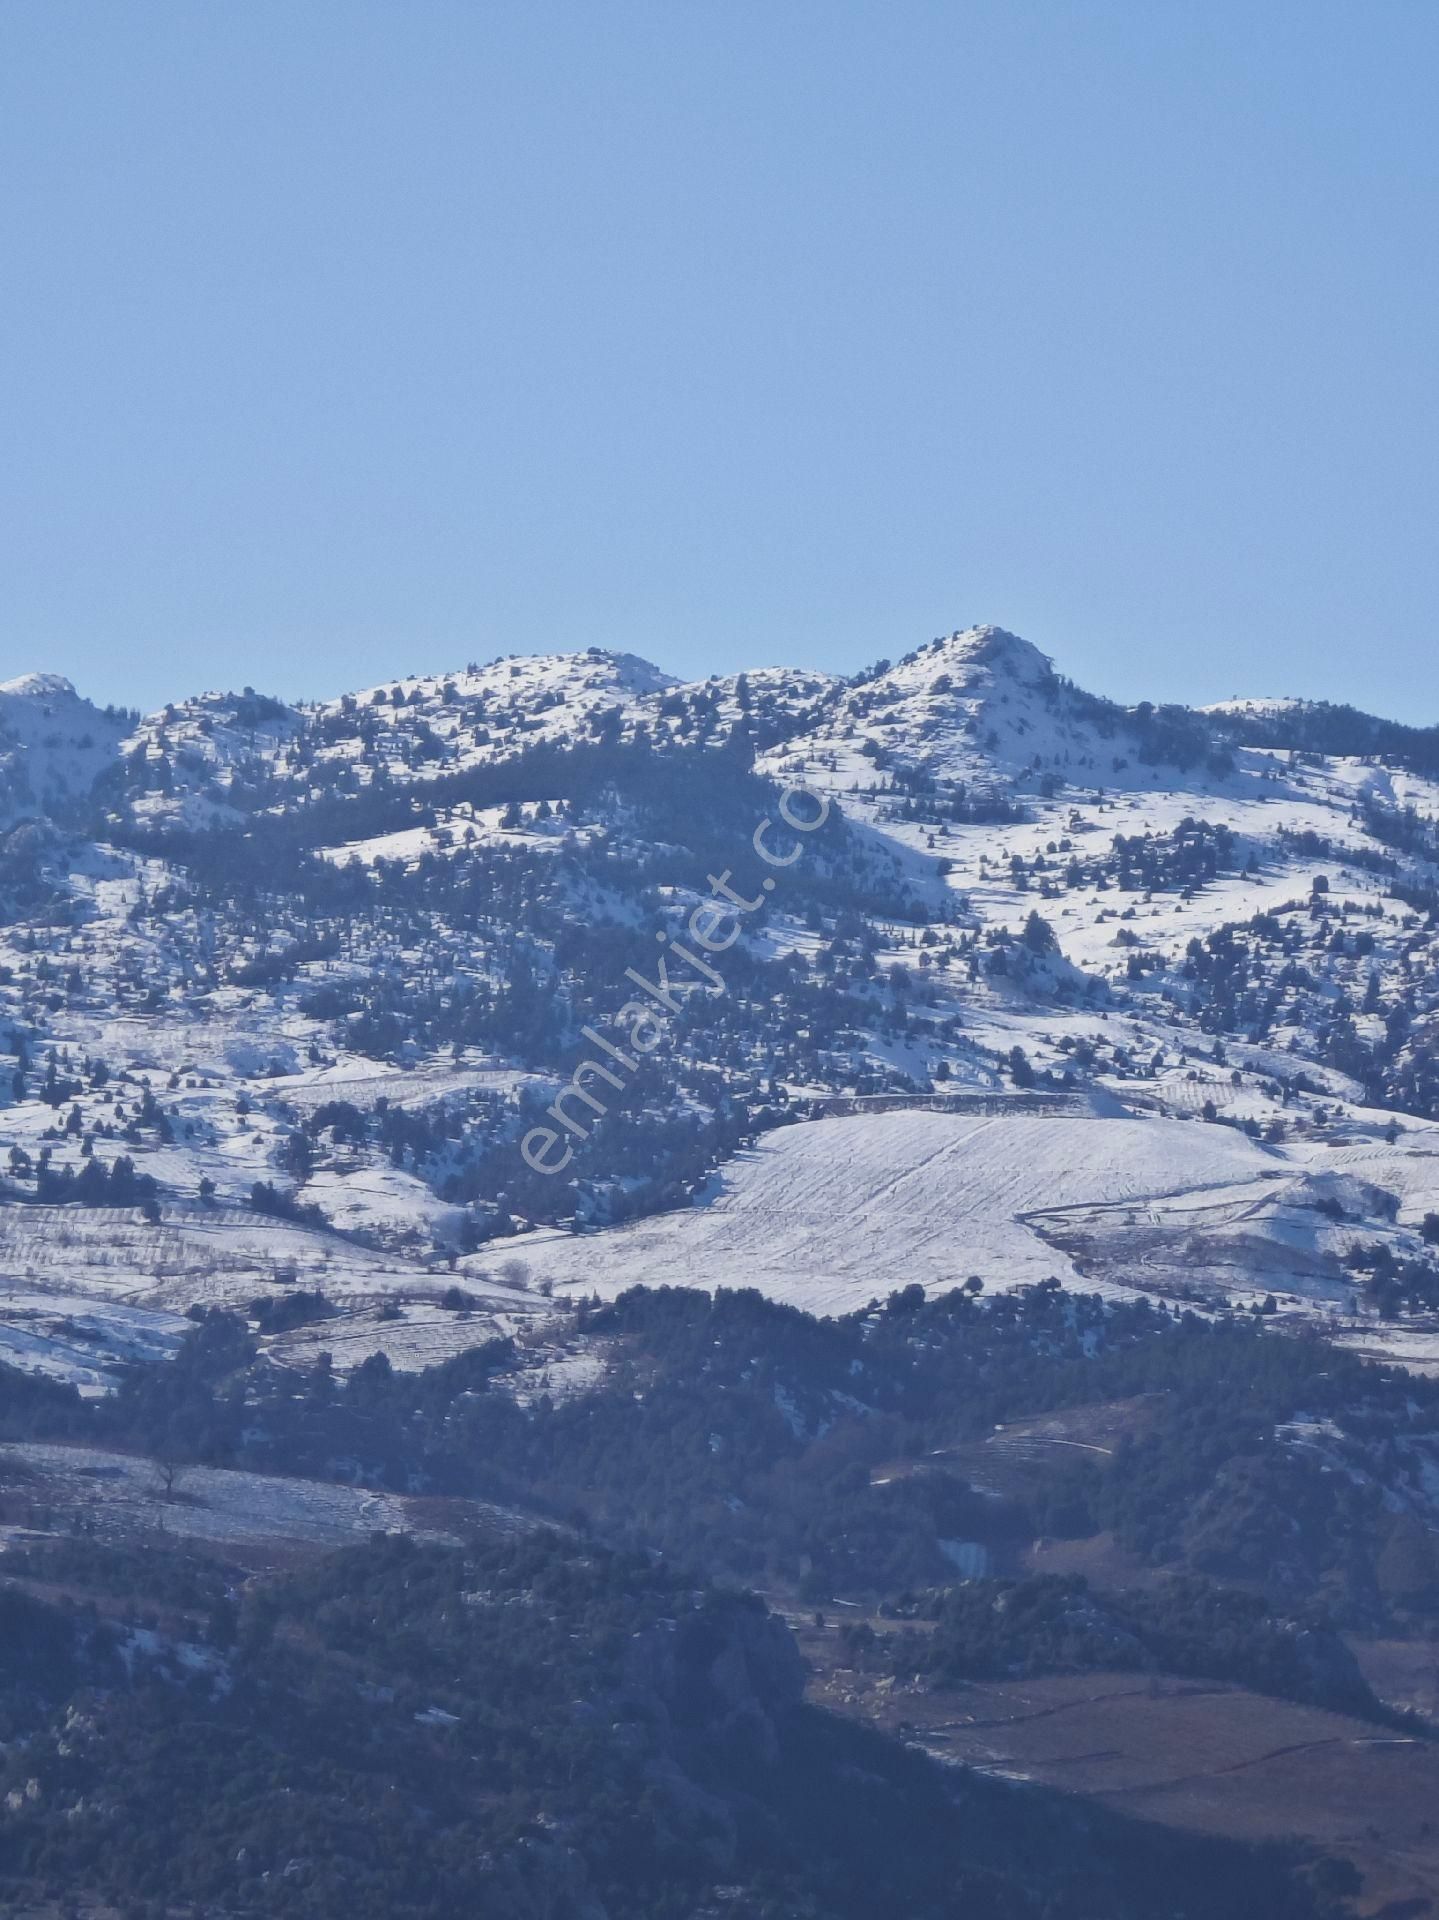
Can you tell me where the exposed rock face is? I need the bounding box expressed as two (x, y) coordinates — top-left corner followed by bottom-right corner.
(623, 1592), (808, 1772)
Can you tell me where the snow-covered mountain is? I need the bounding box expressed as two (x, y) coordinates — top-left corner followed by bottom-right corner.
(0, 671), (131, 828)
(6, 624), (1439, 1387)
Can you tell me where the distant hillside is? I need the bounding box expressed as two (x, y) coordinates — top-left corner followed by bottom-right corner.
(2, 621), (1439, 1391)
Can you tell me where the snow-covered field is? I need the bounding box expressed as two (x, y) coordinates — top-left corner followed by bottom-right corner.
(497, 1104), (1439, 1353)
(0, 1289), (187, 1394)
(516, 1107), (1291, 1315)
(0, 1440), (526, 1552)
(264, 1296), (555, 1375)
(0, 1202), (551, 1385)
(0, 1203), (442, 1307)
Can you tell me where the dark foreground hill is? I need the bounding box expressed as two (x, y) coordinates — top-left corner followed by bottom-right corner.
(0, 1528), (1354, 1920)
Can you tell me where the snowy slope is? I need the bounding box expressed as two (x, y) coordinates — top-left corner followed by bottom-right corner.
(0, 673), (129, 825)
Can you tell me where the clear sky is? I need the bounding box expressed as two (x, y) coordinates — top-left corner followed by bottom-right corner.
(1, 2), (1435, 718)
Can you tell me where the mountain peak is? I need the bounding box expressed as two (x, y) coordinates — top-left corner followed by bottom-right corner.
(0, 671), (80, 701)
(577, 646), (677, 691)
(884, 624), (1057, 698)
(919, 624), (1054, 679)
(1200, 695), (1309, 717)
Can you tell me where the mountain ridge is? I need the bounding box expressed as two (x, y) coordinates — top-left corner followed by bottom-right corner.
(7, 622), (1436, 826)
(0, 623), (1389, 745)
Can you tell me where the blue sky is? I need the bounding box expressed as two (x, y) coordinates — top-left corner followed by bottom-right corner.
(1, 2), (1435, 717)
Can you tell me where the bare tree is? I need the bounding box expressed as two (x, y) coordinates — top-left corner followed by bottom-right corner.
(152, 1451), (188, 1503)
